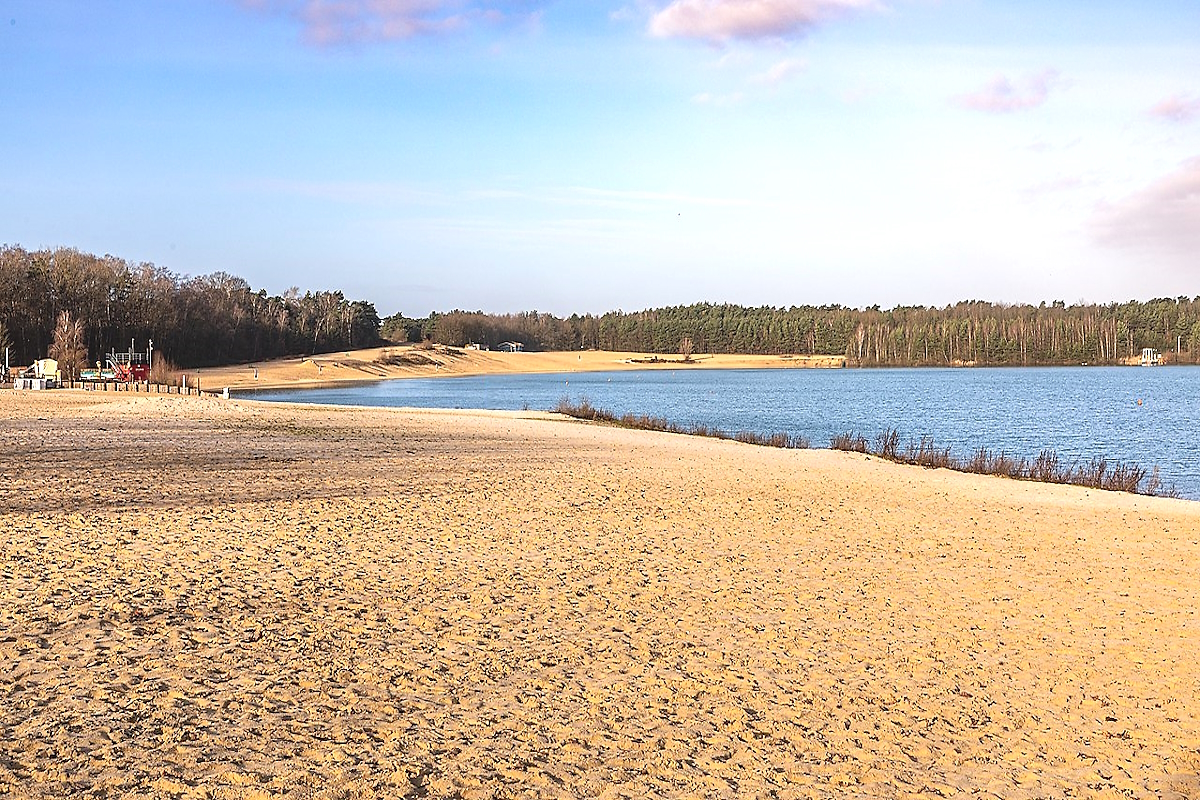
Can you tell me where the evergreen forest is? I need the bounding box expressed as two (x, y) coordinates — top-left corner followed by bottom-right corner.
(394, 300), (1200, 367)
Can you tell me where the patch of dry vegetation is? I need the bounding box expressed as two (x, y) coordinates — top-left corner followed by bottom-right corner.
(831, 427), (1178, 497)
(373, 345), (465, 368)
(554, 397), (811, 449)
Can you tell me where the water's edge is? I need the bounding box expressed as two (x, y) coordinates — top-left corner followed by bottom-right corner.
(248, 366), (1200, 499)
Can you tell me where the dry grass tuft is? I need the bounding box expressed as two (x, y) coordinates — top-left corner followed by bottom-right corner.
(831, 428), (1178, 497)
(554, 398), (810, 450)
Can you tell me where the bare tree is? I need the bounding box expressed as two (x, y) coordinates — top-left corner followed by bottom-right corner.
(48, 310), (86, 381)
(0, 319), (11, 380)
(680, 336), (694, 362)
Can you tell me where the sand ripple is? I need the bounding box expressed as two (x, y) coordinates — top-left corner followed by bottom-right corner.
(2, 392), (1199, 798)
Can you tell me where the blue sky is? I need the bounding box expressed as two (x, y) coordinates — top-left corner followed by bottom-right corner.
(2, 1), (1197, 316)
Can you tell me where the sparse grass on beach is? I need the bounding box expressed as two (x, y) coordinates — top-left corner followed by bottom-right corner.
(554, 397), (811, 449)
(832, 427), (1179, 497)
(557, 403), (1176, 498)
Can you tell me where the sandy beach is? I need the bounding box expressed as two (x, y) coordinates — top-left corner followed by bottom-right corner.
(3, 389), (1200, 798)
(194, 346), (846, 392)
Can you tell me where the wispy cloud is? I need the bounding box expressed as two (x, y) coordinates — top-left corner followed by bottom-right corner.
(1092, 157), (1200, 262)
(692, 90), (745, 106)
(240, 0), (542, 46)
(1021, 175), (1087, 197)
(562, 186), (749, 208)
(750, 57), (806, 84)
(1148, 94), (1200, 123)
(648, 0), (877, 44)
(953, 69), (1060, 114)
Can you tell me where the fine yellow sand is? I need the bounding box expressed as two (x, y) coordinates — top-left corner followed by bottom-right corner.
(195, 345), (846, 392)
(3, 390), (1199, 799)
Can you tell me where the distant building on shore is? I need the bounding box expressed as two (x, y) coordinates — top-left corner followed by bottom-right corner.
(1140, 347), (1161, 366)
(497, 341), (525, 353)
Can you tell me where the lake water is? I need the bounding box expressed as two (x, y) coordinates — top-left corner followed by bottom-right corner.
(248, 366), (1200, 499)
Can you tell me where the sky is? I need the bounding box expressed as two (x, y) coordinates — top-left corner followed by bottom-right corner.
(1, 0), (1197, 317)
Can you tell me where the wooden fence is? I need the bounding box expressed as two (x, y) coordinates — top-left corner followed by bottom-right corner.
(3, 380), (217, 397)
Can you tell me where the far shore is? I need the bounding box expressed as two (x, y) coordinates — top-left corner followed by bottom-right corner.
(195, 344), (847, 392)
(183, 345), (1181, 395)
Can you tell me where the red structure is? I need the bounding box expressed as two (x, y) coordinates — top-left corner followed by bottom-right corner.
(107, 341), (152, 382)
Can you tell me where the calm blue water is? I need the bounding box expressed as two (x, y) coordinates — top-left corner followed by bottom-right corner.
(248, 366), (1200, 499)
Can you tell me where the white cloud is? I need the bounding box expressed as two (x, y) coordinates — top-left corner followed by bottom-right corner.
(1092, 157), (1200, 263)
(648, 0), (877, 44)
(953, 69), (1060, 114)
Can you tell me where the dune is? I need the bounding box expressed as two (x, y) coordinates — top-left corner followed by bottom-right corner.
(192, 344), (846, 392)
(2, 389), (1199, 798)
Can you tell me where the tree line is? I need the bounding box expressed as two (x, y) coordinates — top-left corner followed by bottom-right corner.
(0, 245), (381, 369)
(389, 299), (1200, 366)
(4, 244), (1197, 370)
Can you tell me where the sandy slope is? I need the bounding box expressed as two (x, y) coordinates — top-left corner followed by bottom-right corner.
(194, 346), (846, 392)
(2, 390), (1199, 799)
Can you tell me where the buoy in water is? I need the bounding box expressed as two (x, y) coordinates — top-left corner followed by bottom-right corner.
(1137, 398), (1143, 405)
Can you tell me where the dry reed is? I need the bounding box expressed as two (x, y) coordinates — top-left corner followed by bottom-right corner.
(831, 428), (1177, 497)
(554, 398), (811, 450)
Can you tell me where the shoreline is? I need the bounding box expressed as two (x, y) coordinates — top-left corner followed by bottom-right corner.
(190, 345), (1184, 394)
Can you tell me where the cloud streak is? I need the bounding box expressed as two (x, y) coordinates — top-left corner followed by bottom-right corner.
(953, 70), (1059, 114)
(1149, 94), (1200, 123)
(1092, 157), (1200, 263)
(241, 0), (541, 45)
(648, 0), (876, 44)
(751, 57), (806, 84)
